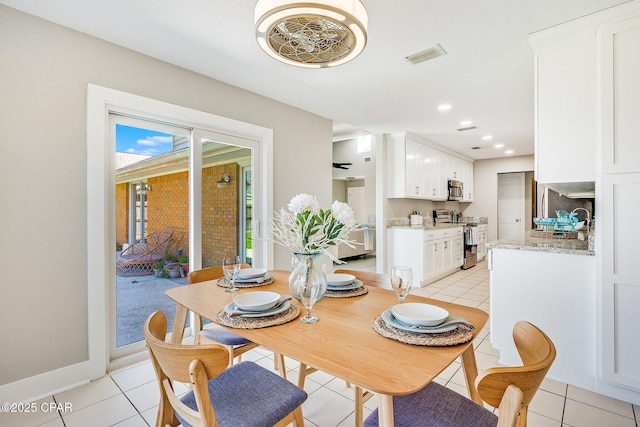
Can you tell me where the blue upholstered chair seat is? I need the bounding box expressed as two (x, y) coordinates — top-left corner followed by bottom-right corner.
(200, 326), (254, 346)
(364, 381), (498, 427)
(177, 361), (307, 427)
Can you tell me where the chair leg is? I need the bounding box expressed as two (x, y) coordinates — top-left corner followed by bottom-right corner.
(274, 353), (287, 379)
(354, 386), (373, 427)
(297, 363), (318, 389)
(292, 406), (305, 427)
(192, 315), (202, 345)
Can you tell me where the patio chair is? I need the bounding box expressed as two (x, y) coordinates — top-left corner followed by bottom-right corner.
(144, 311), (307, 427)
(116, 229), (173, 276)
(364, 321), (556, 427)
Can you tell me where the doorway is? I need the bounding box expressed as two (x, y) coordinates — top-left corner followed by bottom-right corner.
(497, 172), (525, 239)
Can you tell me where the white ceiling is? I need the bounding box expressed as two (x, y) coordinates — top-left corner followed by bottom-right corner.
(2, 0), (631, 159)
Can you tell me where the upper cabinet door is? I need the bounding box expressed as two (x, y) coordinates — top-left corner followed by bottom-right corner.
(600, 15), (640, 174)
(532, 27), (597, 184)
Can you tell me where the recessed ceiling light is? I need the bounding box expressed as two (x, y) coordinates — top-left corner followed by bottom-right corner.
(505, 150), (514, 155)
(460, 120), (472, 126)
(494, 143), (504, 148)
(482, 135), (493, 140)
(438, 104), (452, 111)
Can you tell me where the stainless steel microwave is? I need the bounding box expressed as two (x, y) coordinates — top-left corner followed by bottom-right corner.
(448, 179), (464, 201)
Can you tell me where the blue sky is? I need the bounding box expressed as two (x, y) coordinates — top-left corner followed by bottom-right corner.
(116, 124), (173, 156)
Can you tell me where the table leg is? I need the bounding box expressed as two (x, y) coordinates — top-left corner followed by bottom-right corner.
(170, 303), (188, 345)
(378, 394), (394, 427)
(460, 343), (482, 404)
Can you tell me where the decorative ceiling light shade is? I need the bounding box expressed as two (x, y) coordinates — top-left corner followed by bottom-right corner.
(255, 0), (368, 68)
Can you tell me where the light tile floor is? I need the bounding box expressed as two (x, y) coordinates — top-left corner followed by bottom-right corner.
(3, 256), (638, 427)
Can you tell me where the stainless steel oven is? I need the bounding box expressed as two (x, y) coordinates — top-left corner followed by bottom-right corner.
(448, 179), (463, 201)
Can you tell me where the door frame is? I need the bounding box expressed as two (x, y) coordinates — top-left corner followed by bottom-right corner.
(87, 84), (274, 376)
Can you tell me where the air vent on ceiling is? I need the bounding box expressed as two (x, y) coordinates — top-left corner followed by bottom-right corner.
(457, 125), (477, 132)
(406, 44), (447, 64)
(470, 146), (483, 150)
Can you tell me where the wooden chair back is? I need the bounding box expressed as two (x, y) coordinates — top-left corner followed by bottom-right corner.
(333, 269), (391, 290)
(144, 311), (231, 427)
(475, 321), (556, 427)
(188, 264), (251, 284)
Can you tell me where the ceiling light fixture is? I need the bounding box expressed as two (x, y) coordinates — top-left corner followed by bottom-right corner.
(460, 120), (472, 126)
(438, 104), (452, 111)
(254, 0), (368, 68)
(482, 135), (493, 140)
(505, 150), (514, 155)
(494, 143), (504, 148)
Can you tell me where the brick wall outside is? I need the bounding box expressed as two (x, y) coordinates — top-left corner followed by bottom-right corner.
(202, 164), (239, 268)
(116, 164), (240, 267)
(115, 183), (129, 250)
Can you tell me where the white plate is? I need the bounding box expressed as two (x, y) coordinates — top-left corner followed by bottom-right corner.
(390, 303), (449, 326)
(233, 291), (280, 311)
(234, 272), (273, 283)
(237, 268), (268, 280)
(325, 273), (356, 286)
(224, 301), (291, 318)
(327, 279), (363, 291)
(381, 310), (458, 334)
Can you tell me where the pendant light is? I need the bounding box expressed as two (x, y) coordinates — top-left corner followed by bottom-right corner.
(255, 0), (368, 68)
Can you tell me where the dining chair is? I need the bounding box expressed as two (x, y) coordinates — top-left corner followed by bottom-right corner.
(144, 311), (307, 427)
(297, 268), (391, 427)
(363, 320), (556, 427)
(188, 266), (287, 378)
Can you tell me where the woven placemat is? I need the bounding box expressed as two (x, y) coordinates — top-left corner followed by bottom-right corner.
(324, 285), (369, 298)
(215, 305), (300, 329)
(215, 276), (274, 289)
(372, 315), (474, 346)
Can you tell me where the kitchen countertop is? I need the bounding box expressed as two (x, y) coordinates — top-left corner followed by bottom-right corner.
(387, 223), (465, 230)
(487, 231), (594, 256)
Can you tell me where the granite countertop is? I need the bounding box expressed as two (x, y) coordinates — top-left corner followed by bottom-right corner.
(387, 223), (465, 230)
(487, 231), (594, 256)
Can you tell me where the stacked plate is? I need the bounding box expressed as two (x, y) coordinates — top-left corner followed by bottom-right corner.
(235, 268), (271, 284)
(382, 303), (457, 334)
(224, 291), (291, 318)
(325, 273), (363, 291)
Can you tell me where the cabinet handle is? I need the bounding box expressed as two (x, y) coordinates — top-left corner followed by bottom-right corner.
(453, 171), (457, 178)
(415, 186), (419, 194)
(444, 241), (448, 249)
(432, 188), (436, 196)
(434, 243), (438, 252)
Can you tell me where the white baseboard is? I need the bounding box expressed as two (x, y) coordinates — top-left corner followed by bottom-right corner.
(0, 361), (101, 403)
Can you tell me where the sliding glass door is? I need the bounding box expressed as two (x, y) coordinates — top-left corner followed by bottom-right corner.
(109, 117), (262, 362)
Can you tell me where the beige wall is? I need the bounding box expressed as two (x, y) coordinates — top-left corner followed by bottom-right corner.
(462, 155), (535, 242)
(0, 5), (331, 387)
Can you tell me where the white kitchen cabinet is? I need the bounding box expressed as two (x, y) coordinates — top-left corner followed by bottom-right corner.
(386, 132), (472, 201)
(423, 227), (463, 284)
(388, 227), (463, 286)
(489, 248), (597, 391)
(530, 26), (597, 185)
(476, 224), (488, 261)
(599, 14), (640, 393)
(426, 147), (448, 200)
(600, 15), (640, 174)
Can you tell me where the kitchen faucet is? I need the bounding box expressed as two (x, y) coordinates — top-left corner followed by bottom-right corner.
(572, 207), (591, 232)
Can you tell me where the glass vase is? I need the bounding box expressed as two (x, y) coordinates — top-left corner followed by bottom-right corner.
(288, 252), (327, 323)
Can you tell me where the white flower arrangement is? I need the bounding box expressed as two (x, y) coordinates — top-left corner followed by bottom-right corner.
(272, 193), (358, 262)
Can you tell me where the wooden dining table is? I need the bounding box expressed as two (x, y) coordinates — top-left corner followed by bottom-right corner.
(165, 270), (488, 427)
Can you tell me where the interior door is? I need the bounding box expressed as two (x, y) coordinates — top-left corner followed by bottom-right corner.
(347, 186), (366, 224)
(498, 172), (525, 239)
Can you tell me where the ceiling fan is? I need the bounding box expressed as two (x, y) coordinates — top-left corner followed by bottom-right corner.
(333, 162), (352, 170)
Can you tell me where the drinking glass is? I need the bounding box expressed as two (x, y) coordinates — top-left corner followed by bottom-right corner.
(223, 256), (241, 293)
(390, 266), (413, 302)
